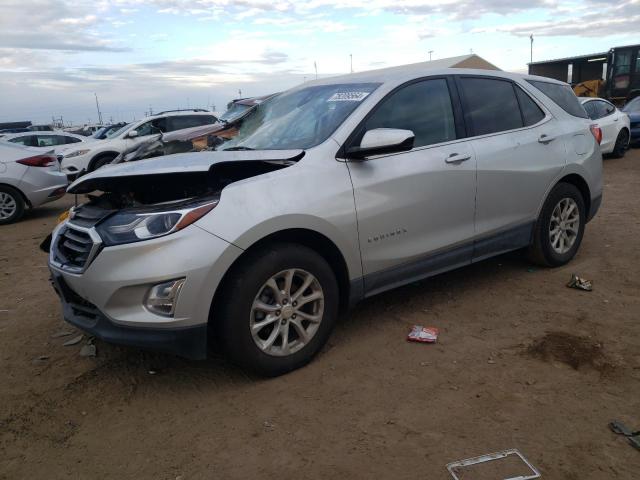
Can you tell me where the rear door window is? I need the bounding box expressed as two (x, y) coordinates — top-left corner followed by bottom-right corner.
(35, 135), (60, 147)
(59, 135), (82, 144)
(168, 115), (216, 132)
(515, 85), (545, 126)
(598, 101), (615, 117)
(527, 80), (589, 119)
(363, 78), (457, 148)
(8, 135), (37, 147)
(459, 77), (523, 136)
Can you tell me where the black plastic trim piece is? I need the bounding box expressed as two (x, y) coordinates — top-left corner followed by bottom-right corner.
(50, 271), (207, 360)
(359, 221), (535, 299)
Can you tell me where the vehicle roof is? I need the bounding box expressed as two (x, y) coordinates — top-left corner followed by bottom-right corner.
(145, 110), (217, 121)
(301, 62), (568, 89)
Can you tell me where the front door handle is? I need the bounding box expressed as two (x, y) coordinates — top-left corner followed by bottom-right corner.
(538, 134), (555, 144)
(445, 153), (472, 164)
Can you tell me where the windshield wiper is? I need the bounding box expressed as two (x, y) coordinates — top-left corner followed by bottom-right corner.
(223, 146), (254, 151)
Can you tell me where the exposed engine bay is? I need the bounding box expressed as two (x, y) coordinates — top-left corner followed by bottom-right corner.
(80, 160), (292, 209)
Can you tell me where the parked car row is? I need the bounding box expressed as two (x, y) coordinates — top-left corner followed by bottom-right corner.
(58, 110), (219, 175)
(45, 65), (604, 376)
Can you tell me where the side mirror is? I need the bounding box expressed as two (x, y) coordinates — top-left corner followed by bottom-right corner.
(127, 130), (139, 138)
(346, 128), (415, 160)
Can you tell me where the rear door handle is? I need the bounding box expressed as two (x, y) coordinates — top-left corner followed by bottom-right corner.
(538, 134), (555, 144)
(445, 153), (472, 164)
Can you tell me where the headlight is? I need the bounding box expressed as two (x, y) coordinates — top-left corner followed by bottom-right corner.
(96, 200), (218, 246)
(64, 149), (91, 158)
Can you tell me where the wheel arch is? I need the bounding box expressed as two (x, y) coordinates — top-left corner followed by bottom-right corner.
(88, 151), (120, 171)
(556, 173), (591, 218)
(209, 228), (353, 330)
(0, 182), (30, 208)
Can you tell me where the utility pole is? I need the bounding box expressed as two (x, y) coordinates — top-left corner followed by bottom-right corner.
(428, 50), (434, 61)
(94, 93), (103, 125)
(350, 54), (353, 73)
(314, 61), (318, 80)
(530, 34), (534, 63)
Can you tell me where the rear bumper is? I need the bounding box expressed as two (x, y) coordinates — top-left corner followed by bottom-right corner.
(50, 270), (208, 359)
(19, 168), (68, 208)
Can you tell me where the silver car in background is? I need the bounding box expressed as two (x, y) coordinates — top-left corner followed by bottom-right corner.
(48, 65), (603, 376)
(0, 143), (68, 224)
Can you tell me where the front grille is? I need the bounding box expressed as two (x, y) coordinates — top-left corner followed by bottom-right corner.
(51, 224), (101, 273)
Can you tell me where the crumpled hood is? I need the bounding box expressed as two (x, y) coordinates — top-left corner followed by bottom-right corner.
(68, 149), (304, 194)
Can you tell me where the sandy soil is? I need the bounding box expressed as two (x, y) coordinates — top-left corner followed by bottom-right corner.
(1, 149), (640, 479)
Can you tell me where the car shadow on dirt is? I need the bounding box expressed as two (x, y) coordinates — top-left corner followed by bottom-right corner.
(80, 249), (532, 387)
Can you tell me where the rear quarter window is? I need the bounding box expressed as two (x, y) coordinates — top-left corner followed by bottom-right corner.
(515, 85), (545, 126)
(527, 80), (588, 119)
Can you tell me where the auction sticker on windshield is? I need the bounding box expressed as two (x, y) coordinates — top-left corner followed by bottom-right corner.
(327, 91), (370, 102)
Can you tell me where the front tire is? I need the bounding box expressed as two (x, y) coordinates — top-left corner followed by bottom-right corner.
(0, 185), (25, 225)
(612, 129), (629, 158)
(215, 243), (339, 376)
(89, 153), (117, 171)
(528, 183), (586, 267)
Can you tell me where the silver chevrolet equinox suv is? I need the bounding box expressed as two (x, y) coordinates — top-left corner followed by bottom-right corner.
(48, 64), (603, 376)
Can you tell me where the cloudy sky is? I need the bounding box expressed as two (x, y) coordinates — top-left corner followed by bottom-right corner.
(0, 0), (638, 125)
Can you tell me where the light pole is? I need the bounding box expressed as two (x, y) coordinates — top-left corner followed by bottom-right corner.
(350, 54), (353, 73)
(530, 34), (534, 63)
(428, 50), (434, 61)
(94, 93), (103, 125)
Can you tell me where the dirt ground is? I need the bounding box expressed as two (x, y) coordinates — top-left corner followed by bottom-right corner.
(2, 149), (640, 480)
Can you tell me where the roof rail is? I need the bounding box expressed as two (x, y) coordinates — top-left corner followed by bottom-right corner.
(154, 108), (211, 115)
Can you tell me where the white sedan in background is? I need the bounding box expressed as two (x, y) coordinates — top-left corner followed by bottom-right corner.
(0, 143), (68, 224)
(580, 97), (630, 158)
(0, 131), (89, 154)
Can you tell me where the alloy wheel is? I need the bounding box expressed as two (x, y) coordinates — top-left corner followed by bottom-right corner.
(549, 197), (580, 254)
(250, 268), (324, 357)
(0, 192), (17, 220)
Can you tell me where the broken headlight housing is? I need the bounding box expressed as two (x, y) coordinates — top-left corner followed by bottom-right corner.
(96, 199), (218, 246)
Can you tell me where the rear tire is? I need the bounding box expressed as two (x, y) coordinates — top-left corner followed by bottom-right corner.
(0, 185), (25, 225)
(612, 129), (629, 158)
(214, 243), (339, 377)
(528, 182), (586, 267)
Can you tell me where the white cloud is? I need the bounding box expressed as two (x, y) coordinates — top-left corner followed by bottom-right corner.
(0, 1), (127, 51)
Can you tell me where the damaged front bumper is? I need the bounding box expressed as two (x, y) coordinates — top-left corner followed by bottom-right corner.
(48, 222), (243, 359)
(50, 270), (208, 359)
